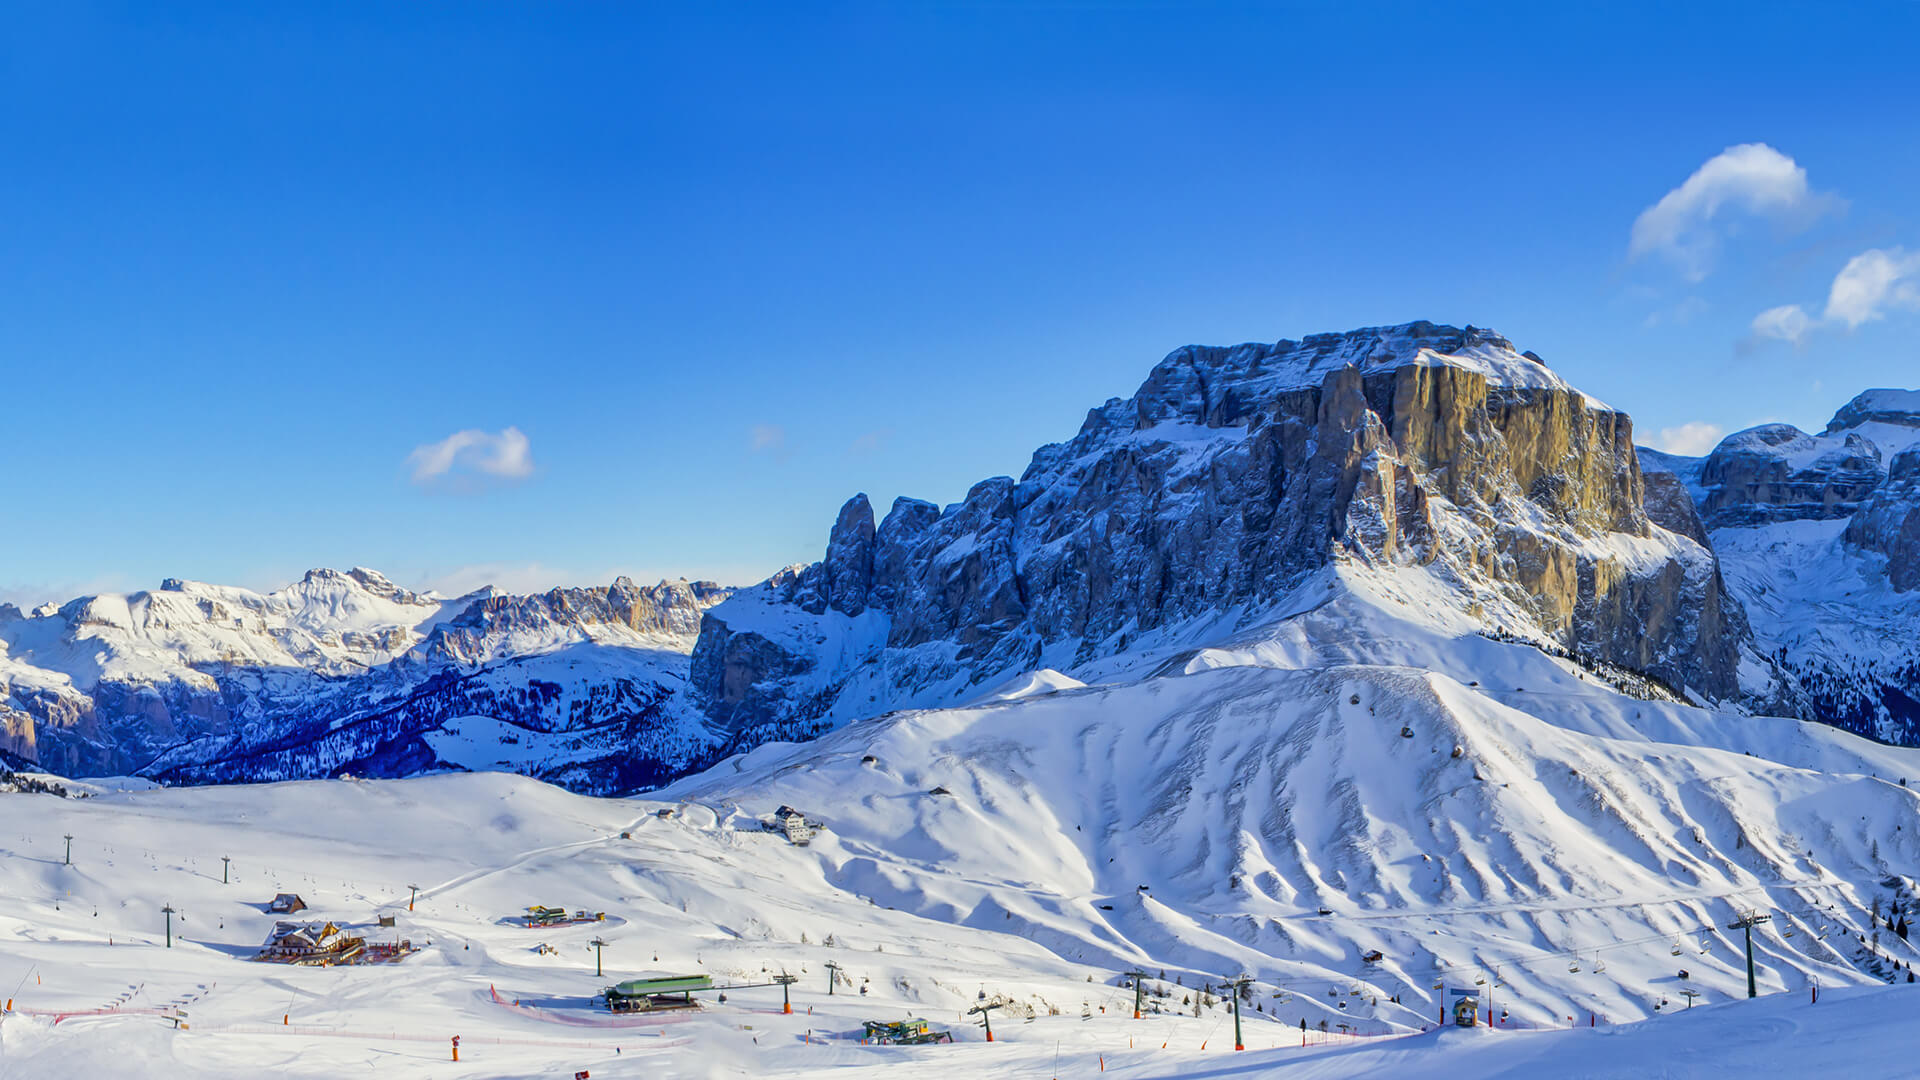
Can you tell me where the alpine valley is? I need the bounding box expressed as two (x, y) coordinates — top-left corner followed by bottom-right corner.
(10, 321), (1920, 1078)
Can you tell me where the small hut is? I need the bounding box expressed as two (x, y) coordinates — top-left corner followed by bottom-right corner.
(268, 893), (308, 914)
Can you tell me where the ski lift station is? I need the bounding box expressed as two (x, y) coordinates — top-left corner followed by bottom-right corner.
(603, 974), (713, 1013)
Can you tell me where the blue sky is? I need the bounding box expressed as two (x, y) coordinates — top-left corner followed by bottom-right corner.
(4, 3), (1918, 605)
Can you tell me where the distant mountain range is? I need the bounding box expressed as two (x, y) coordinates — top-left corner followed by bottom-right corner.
(5, 321), (1916, 792)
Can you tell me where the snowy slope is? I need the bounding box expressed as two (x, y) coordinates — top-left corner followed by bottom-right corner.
(667, 577), (1920, 1032)
(6, 677), (1920, 1080)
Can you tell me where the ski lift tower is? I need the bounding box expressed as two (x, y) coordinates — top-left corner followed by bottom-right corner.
(1123, 969), (1151, 1019)
(968, 996), (1005, 1042)
(773, 972), (798, 1014)
(1726, 910), (1771, 999)
(824, 960), (843, 995)
(1225, 974), (1254, 1051)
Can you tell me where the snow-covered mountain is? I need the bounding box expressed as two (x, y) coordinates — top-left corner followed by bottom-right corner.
(690, 322), (1751, 749)
(665, 571), (1920, 1031)
(0, 569), (731, 792)
(7, 320), (1916, 800)
(1642, 388), (1920, 743)
(8, 320), (1920, 1078)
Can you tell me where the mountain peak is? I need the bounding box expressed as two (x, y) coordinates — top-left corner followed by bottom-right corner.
(1828, 388), (1920, 434)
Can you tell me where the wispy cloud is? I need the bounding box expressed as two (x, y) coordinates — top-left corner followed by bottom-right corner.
(1654, 422), (1726, 456)
(1630, 144), (1836, 281)
(0, 574), (139, 613)
(1748, 304), (1813, 347)
(748, 424), (788, 458)
(406, 426), (535, 490)
(408, 561), (577, 598)
(847, 428), (892, 456)
(1642, 296), (1709, 328)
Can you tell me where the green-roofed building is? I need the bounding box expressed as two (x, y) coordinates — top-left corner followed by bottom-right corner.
(604, 974), (713, 1012)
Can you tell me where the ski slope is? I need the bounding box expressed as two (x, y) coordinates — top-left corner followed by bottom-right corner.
(9, 596), (1920, 1078)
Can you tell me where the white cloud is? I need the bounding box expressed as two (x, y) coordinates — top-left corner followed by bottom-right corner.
(1824, 247), (1920, 329)
(1629, 143), (1833, 280)
(406, 426), (534, 489)
(1654, 422), (1726, 457)
(1749, 304), (1812, 346)
(1747, 247), (1920, 349)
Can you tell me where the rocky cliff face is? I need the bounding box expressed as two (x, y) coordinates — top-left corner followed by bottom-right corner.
(692, 322), (1747, 748)
(1694, 425), (1889, 529)
(0, 570), (732, 790)
(1846, 446), (1920, 592)
(1655, 387), (1920, 743)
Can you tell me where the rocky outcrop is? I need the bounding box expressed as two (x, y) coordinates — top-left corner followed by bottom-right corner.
(1846, 446), (1920, 592)
(793, 496), (878, 616)
(417, 577), (729, 667)
(1638, 462), (1711, 546)
(1827, 389), (1920, 434)
(0, 704), (34, 763)
(1695, 425), (1887, 528)
(692, 322), (1748, 745)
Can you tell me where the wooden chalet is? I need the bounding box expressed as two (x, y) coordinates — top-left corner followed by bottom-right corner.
(258, 920), (365, 966)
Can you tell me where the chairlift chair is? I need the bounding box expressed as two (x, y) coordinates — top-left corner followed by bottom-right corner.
(1699, 938), (1711, 953)
(1594, 955), (1607, 974)
(1568, 960), (1580, 973)
(1670, 941), (1683, 956)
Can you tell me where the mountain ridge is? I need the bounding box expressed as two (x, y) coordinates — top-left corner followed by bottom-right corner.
(5, 319), (1917, 790)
